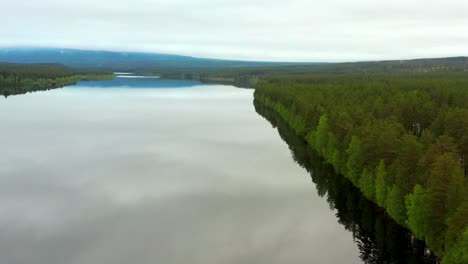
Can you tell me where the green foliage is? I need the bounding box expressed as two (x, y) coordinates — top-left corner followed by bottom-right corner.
(0, 62), (114, 96)
(424, 153), (465, 254)
(359, 168), (375, 200)
(315, 115), (330, 155)
(442, 229), (468, 264)
(329, 149), (341, 172)
(386, 184), (407, 225)
(255, 102), (439, 263)
(405, 184), (428, 239)
(305, 130), (317, 150)
(444, 200), (468, 263)
(375, 160), (387, 207)
(346, 136), (363, 185)
(398, 134), (424, 190)
(158, 56), (468, 88)
(254, 73), (468, 261)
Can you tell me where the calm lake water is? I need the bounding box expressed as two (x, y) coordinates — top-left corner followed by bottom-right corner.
(0, 77), (433, 264)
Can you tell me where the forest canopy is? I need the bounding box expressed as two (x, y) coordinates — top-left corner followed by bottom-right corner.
(254, 73), (468, 263)
(0, 62), (113, 96)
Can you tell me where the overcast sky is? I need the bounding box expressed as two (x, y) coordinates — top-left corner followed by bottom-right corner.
(2, 0), (468, 62)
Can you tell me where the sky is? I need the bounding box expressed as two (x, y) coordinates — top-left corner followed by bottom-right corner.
(2, 0), (468, 62)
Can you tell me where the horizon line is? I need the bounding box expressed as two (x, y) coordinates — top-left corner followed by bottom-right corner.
(0, 45), (467, 65)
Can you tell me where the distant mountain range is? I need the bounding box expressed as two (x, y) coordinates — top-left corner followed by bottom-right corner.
(0, 48), (307, 71)
(1, 47), (467, 76)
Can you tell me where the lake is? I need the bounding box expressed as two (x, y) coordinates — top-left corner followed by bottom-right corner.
(0, 76), (433, 263)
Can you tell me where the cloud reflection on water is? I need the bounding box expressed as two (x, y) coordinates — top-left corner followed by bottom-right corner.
(0, 83), (360, 264)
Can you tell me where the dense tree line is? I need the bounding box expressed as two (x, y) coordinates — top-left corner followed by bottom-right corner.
(254, 74), (468, 263)
(0, 63), (113, 97)
(156, 57), (468, 88)
(255, 101), (437, 263)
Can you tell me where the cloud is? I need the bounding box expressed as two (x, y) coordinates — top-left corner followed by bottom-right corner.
(1, 0), (468, 61)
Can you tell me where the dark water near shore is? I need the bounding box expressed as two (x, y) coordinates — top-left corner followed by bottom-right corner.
(254, 100), (436, 264)
(0, 76), (434, 263)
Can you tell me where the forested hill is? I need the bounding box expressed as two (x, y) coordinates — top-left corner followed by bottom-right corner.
(0, 48), (304, 71)
(0, 62), (113, 97)
(254, 74), (468, 263)
(2, 48), (466, 78)
(155, 56), (468, 88)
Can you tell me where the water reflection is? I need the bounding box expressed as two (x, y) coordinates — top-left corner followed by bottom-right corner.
(254, 99), (437, 264)
(0, 77), (437, 263)
(0, 82), (363, 264)
(75, 76), (202, 88)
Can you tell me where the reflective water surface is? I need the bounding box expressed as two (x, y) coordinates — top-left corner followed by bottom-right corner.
(254, 101), (436, 264)
(0, 77), (433, 263)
